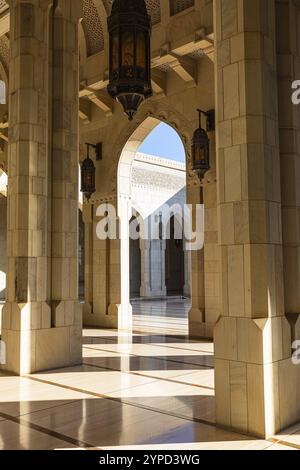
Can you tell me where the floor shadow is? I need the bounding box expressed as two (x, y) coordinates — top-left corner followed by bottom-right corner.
(82, 354), (214, 371)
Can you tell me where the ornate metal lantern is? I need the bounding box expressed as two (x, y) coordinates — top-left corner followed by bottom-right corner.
(192, 109), (213, 180)
(107, 0), (153, 120)
(81, 144), (96, 201)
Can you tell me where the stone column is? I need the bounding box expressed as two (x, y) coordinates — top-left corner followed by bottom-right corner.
(82, 203), (94, 321)
(1, 0), (82, 375)
(160, 238), (167, 297)
(276, 0), (300, 429)
(149, 240), (167, 298)
(140, 217), (167, 299)
(0, 193), (6, 302)
(83, 196), (132, 331)
(50, 0), (82, 338)
(86, 201), (112, 328)
(183, 247), (190, 298)
(188, 184), (205, 336)
(203, 169), (220, 338)
(214, 0), (296, 438)
(140, 239), (151, 297)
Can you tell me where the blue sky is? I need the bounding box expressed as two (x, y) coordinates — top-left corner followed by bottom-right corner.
(138, 123), (185, 162)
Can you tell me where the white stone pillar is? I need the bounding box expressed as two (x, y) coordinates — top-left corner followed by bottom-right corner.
(91, 201), (113, 328)
(160, 238), (167, 297)
(50, 1), (82, 338)
(275, 0), (300, 430)
(140, 219), (167, 299)
(140, 239), (151, 297)
(214, 0), (295, 438)
(188, 184), (205, 335)
(203, 169), (220, 338)
(150, 240), (167, 298)
(0, 193), (6, 332)
(183, 247), (190, 298)
(1, 0), (82, 375)
(82, 203), (94, 320)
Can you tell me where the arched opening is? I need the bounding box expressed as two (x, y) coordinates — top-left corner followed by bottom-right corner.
(78, 208), (85, 302)
(118, 118), (190, 335)
(129, 214), (142, 299)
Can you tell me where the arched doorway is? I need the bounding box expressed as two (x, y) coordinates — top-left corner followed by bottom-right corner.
(0, 169), (7, 333)
(118, 117), (190, 334)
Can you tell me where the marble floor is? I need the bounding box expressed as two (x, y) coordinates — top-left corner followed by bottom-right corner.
(0, 299), (299, 450)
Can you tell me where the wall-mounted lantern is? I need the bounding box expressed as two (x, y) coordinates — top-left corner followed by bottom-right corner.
(192, 109), (215, 180)
(80, 143), (101, 201)
(107, 0), (153, 120)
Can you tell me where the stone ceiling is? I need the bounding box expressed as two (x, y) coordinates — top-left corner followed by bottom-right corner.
(0, 0), (197, 62)
(100, 0), (162, 25)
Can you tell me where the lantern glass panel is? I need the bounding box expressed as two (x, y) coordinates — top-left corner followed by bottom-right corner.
(107, 0), (153, 119)
(196, 146), (206, 164)
(83, 172), (92, 188)
(122, 31), (134, 67)
(136, 31), (146, 68)
(111, 33), (119, 73)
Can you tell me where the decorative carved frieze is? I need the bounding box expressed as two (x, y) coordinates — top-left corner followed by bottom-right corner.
(82, 0), (105, 56)
(0, 1), (8, 15)
(132, 153), (186, 191)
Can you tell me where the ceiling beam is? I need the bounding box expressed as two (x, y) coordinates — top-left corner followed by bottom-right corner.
(168, 53), (196, 86)
(151, 69), (166, 96)
(87, 90), (113, 115)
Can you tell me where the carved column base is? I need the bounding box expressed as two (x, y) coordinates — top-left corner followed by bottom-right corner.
(1, 301), (82, 374)
(188, 307), (213, 339)
(214, 315), (299, 438)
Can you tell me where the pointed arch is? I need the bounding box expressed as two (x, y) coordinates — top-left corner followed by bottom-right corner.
(109, 102), (194, 197)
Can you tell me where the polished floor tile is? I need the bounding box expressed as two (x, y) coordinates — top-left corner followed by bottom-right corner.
(0, 375), (92, 418)
(0, 299), (299, 450)
(0, 419), (78, 450)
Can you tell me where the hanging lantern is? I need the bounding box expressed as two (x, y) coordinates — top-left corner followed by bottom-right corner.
(81, 144), (96, 201)
(107, 0), (153, 120)
(192, 109), (211, 180)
